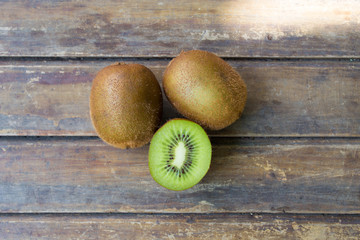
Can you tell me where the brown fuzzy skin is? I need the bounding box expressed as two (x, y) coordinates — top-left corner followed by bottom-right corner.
(163, 50), (247, 130)
(90, 63), (162, 149)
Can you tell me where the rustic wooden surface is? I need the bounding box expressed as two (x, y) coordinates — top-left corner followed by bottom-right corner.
(1, 214), (360, 240)
(1, 0), (360, 239)
(0, 60), (359, 136)
(0, 137), (359, 214)
(1, 0), (360, 57)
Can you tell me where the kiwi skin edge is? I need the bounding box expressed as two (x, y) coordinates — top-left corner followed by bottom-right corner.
(163, 50), (247, 131)
(90, 63), (163, 149)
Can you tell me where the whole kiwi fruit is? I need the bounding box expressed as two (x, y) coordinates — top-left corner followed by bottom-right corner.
(163, 50), (247, 130)
(90, 63), (162, 149)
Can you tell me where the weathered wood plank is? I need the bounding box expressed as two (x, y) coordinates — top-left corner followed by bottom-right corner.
(0, 137), (359, 213)
(1, 0), (360, 57)
(0, 60), (359, 136)
(1, 213), (360, 240)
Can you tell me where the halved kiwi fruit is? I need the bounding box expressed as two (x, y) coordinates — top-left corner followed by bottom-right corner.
(149, 119), (212, 191)
(163, 50), (247, 130)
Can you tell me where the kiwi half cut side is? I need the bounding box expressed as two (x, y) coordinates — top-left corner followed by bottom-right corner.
(149, 119), (212, 191)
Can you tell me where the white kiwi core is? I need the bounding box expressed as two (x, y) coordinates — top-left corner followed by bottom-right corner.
(172, 141), (186, 168)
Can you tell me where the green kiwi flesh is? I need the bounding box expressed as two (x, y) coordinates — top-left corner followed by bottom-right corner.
(90, 63), (162, 149)
(149, 119), (212, 191)
(163, 50), (247, 130)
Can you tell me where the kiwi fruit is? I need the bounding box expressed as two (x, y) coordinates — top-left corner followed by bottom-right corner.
(90, 63), (162, 149)
(163, 50), (247, 130)
(148, 118), (212, 191)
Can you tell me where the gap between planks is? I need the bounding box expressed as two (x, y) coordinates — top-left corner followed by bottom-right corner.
(1, 212), (360, 218)
(0, 56), (360, 62)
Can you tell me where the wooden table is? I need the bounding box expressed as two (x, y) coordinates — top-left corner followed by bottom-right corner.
(1, 0), (360, 239)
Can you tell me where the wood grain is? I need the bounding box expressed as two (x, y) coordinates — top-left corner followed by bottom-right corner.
(0, 137), (359, 213)
(1, 0), (360, 57)
(0, 60), (359, 136)
(1, 0), (359, 236)
(1, 213), (360, 240)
